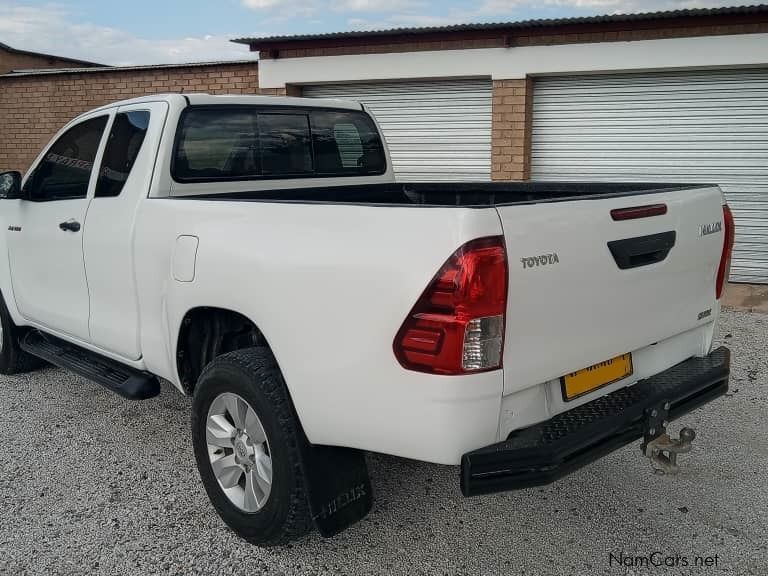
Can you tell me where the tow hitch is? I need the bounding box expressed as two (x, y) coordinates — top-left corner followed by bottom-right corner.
(641, 402), (696, 475)
(461, 349), (728, 495)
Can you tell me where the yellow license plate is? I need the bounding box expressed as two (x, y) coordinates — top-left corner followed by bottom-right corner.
(561, 353), (633, 401)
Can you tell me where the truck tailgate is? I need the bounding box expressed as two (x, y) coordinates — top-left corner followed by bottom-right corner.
(496, 186), (725, 396)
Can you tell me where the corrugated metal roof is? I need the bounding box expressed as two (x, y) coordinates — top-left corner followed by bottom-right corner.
(233, 4), (768, 45)
(1, 59), (257, 78)
(0, 41), (104, 67)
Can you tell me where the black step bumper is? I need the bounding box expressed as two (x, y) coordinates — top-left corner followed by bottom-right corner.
(461, 347), (730, 496)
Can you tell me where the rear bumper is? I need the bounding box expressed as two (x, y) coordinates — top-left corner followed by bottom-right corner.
(461, 346), (730, 496)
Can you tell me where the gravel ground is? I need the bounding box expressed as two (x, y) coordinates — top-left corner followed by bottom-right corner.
(0, 310), (766, 576)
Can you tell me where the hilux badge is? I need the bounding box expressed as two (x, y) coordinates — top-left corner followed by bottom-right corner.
(699, 221), (722, 236)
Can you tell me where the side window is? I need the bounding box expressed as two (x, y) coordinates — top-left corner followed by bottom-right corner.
(25, 116), (108, 201)
(332, 124), (364, 168)
(311, 111), (386, 175)
(257, 113), (312, 176)
(174, 109), (260, 180)
(96, 111), (150, 198)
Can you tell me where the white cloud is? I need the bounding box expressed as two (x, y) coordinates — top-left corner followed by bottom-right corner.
(348, 13), (469, 29)
(240, 0), (325, 18)
(0, 3), (257, 66)
(242, 0), (284, 7)
(334, 0), (423, 11)
(240, 0), (423, 18)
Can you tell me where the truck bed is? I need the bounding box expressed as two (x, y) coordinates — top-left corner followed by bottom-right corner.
(175, 181), (709, 207)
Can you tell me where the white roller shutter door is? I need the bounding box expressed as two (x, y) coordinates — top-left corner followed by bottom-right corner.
(532, 69), (768, 283)
(304, 79), (492, 181)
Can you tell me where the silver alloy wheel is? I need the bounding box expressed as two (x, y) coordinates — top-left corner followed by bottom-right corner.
(206, 392), (273, 513)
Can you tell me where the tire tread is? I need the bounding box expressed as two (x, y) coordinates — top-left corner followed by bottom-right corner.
(194, 347), (314, 546)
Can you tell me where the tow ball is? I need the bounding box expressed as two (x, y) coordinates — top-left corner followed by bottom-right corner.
(640, 402), (697, 475)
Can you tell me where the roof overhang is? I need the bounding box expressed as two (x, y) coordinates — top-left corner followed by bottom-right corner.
(233, 4), (768, 55)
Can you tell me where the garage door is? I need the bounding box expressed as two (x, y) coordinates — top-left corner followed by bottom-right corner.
(532, 69), (768, 283)
(304, 79), (492, 181)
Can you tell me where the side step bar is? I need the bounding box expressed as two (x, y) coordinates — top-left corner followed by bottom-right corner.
(20, 330), (160, 400)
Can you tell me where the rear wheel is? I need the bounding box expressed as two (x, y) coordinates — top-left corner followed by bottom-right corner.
(191, 348), (314, 546)
(0, 294), (45, 375)
(205, 391), (273, 512)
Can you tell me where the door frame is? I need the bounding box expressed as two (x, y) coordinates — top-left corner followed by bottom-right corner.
(8, 107), (116, 341)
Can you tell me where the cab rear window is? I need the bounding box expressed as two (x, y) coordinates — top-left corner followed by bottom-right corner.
(172, 106), (386, 182)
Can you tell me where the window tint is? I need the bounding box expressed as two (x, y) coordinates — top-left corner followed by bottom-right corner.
(25, 116), (108, 201)
(258, 114), (312, 176)
(173, 107), (386, 182)
(175, 109), (260, 180)
(96, 111), (150, 198)
(310, 111), (385, 175)
(332, 124), (363, 168)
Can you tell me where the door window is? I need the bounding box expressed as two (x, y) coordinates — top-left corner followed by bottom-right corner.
(25, 116), (108, 201)
(96, 111), (151, 198)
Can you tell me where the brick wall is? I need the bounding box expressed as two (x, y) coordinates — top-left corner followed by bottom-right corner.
(0, 62), (266, 173)
(491, 78), (533, 181)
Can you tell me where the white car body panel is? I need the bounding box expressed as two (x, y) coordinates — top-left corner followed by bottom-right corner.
(7, 107), (113, 340)
(83, 101), (169, 360)
(135, 198), (505, 464)
(497, 186), (723, 396)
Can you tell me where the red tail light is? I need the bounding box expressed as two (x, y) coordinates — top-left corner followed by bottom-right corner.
(394, 236), (507, 375)
(716, 204), (735, 299)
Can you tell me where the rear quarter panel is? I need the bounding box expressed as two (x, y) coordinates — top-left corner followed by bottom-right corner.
(134, 198), (505, 464)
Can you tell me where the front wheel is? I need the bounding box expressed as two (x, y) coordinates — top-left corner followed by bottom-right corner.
(191, 348), (314, 546)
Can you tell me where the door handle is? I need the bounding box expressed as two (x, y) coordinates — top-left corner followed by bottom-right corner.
(59, 220), (81, 232)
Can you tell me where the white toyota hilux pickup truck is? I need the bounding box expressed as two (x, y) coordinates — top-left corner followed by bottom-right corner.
(0, 94), (733, 545)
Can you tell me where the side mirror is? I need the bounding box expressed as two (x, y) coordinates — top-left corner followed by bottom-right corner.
(0, 171), (22, 199)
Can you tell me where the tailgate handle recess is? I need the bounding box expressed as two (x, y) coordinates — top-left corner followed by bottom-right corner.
(607, 231), (676, 270)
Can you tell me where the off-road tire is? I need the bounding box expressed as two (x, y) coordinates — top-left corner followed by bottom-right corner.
(191, 347), (314, 546)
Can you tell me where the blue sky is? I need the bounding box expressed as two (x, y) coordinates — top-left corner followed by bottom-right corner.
(0, 0), (739, 65)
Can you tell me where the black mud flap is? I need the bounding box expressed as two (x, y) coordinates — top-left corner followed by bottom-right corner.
(297, 441), (372, 538)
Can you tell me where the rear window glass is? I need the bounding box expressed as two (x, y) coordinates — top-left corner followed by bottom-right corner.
(311, 111), (385, 175)
(173, 107), (386, 182)
(258, 113), (313, 176)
